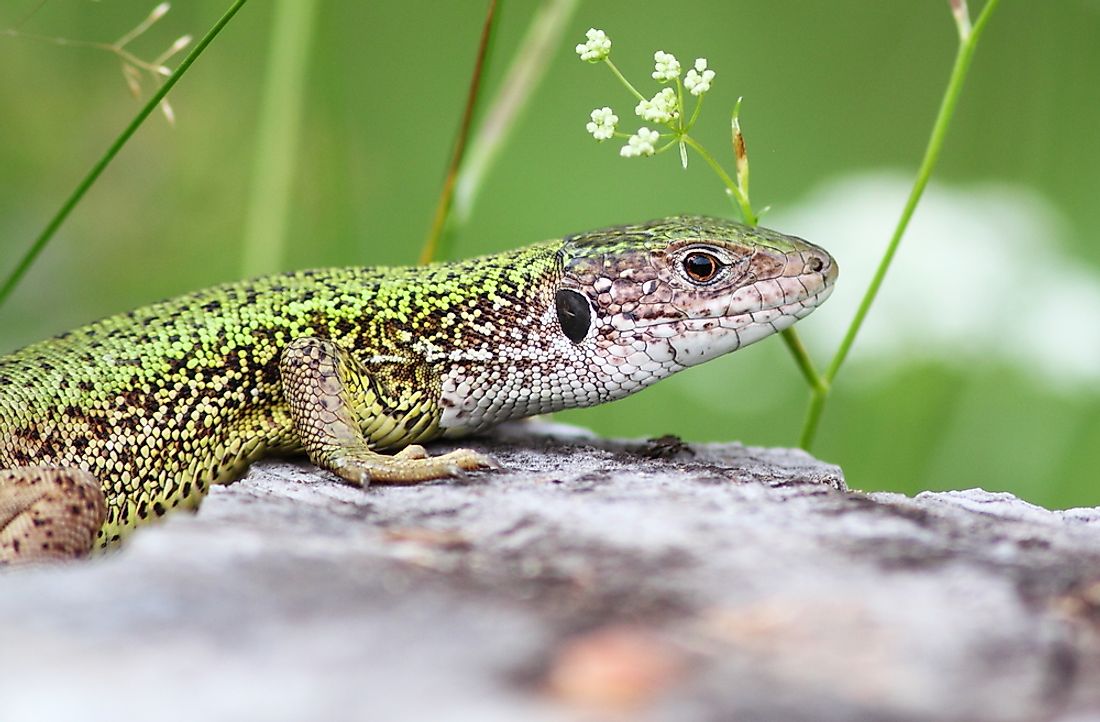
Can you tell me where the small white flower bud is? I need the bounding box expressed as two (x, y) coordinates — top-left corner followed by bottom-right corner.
(575, 28), (611, 62)
(651, 50), (680, 82)
(620, 127), (660, 158)
(634, 87), (678, 124)
(585, 106), (619, 141)
(684, 58), (715, 96)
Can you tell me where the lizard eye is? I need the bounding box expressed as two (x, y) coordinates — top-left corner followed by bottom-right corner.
(555, 289), (592, 344)
(682, 252), (720, 284)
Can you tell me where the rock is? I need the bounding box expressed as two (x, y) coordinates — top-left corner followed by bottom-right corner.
(0, 420), (1098, 722)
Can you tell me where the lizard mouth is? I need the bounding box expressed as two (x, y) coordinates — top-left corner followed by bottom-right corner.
(632, 269), (837, 334)
(622, 277), (835, 368)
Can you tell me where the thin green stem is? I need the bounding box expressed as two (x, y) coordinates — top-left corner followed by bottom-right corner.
(673, 78), (688, 168)
(799, 0), (1001, 450)
(679, 136), (737, 198)
(0, 0), (250, 312)
(420, 0), (499, 265)
(781, 328), (828, 395)
(685, 92), (705, 132)
(603, 58), (645, 102)
(799, 387), (827, 449)
(681, 135), (755, 224)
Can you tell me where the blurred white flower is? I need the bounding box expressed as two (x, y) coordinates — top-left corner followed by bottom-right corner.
(775, 173), (1100, 389)
(149, 2), (171, 22)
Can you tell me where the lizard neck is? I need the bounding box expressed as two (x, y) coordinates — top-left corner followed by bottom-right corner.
(428, 243), (684, 437)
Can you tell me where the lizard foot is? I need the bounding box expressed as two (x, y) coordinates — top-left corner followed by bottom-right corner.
(1, 467), (106, 565)
(330, 447), (500, 487)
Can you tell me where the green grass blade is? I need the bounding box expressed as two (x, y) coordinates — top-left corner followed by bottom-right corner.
(0, 0), (251, 312)
(799, 0), (1002, 450)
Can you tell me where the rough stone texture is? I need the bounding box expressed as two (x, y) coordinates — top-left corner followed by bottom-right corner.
(1, 420), (1099, 722)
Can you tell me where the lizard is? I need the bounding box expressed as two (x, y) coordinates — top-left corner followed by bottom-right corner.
(0, 215), (837, 564)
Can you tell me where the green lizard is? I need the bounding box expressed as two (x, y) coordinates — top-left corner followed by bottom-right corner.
(0, 216), (836, 564)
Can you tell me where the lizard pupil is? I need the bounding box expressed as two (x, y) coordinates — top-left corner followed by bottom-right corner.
(555, 289), (591, 344)
(683, 252), (719, 283)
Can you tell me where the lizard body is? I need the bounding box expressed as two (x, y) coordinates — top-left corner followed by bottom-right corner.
(0, 216), (836, 563)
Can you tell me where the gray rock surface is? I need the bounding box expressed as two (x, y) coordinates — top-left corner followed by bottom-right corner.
(1, 420), (1098, 722)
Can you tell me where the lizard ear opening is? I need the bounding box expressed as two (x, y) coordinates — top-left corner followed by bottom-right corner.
(555, 289), (591, 344)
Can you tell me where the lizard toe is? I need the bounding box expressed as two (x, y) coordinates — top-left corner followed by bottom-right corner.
(395, 444), (429, 460)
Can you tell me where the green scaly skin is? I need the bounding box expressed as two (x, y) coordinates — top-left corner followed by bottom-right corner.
(0, 216), (837, 563)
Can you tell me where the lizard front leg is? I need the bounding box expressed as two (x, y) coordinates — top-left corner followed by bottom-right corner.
(279, 337), (497, 486)
(0, 467), (106, 564)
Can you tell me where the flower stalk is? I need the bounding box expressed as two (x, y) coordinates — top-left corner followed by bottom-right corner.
(575, 28), (824, 409)
(797, 0), (1003, 449)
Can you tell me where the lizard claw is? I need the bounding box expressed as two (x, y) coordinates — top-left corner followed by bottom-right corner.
(447, 449), (501, 473)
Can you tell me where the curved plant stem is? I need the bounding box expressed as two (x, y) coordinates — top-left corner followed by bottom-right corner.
(799, 382), (828, 449)
(782, 329), (829, 395)
(680, 135), (754, 224)
(799, 0), (1002, 450)
(0, 0), (251, 312)
(419, 0), (499, 265)
(603, 58), (645, 102)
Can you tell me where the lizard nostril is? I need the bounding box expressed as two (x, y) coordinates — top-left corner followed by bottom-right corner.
(808, 256), (824, 273)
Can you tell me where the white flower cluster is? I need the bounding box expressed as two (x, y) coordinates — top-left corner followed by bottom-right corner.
(585, 106), (618, 141)
(576, 29), (720, 161)
(619, 127), (660, 158)
(575, 28), (611, 62)
(684, 58), (715, 96)
(635, 87), (678, 123)
(651, 50), (680, 82)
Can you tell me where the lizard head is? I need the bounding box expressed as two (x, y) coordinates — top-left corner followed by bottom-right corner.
(554, 215), (837, 387)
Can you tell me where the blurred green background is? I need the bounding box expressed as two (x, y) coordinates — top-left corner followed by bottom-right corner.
(1, 1), (1097, 507)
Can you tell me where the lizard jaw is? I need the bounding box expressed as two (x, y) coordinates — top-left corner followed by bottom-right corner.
(644, 279), (836, 368)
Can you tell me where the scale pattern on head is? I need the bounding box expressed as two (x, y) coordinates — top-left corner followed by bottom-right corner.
(437, 215), (836, 435)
